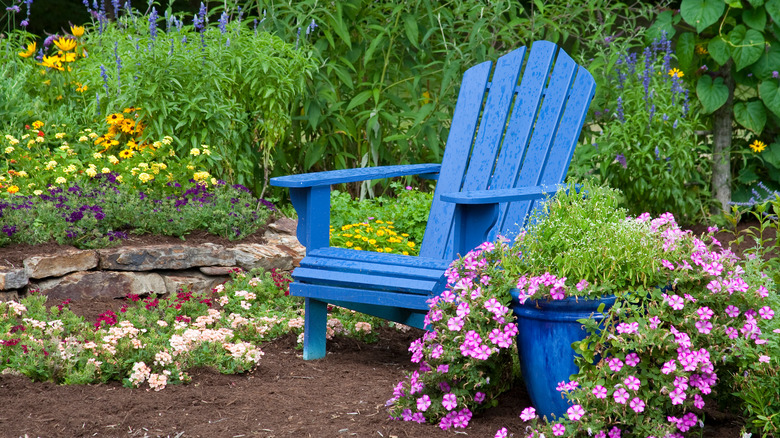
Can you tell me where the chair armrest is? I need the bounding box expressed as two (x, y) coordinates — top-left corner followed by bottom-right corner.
(441, 185), (561, 257)
(270, 164), (441, 188)
(271, 164), (441, 252)
(439, 184), (561, 205)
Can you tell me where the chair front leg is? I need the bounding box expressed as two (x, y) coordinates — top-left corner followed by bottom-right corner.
(302, 297), (328, 360)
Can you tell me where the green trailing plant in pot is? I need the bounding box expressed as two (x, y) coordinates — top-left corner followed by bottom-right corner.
(502, 183), (690, 420)
(512, 211), (780, 434)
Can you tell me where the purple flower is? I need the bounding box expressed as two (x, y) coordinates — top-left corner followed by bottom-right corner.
(218, 11), (229, 33)
(149, 7), (159, 40)
(773, 71), (779, 79)
(615, 153), (627, 169)
(616, 96), (625, 123)
(6, 5), (21, 12)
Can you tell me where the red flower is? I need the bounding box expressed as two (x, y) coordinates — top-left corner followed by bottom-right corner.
(25, 125), (30, 129)
(144, 298), (159, 310)
(37, 131), (44, 137)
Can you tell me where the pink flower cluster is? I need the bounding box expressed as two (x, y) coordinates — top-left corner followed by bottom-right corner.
(389, 242), (517, 429)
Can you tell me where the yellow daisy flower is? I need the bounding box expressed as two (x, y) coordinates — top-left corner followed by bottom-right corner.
(106, 113), (124, 125)
(18, 42), (36, 58)
(53, 37), (77, 52)
(668, 68), (683, 78)
(70, 25), (85, 37)
(750, 140), (767, 153)
(118, 149), (134, 159)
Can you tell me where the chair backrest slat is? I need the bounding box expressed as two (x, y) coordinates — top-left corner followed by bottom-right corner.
(419, 61), (491, 258)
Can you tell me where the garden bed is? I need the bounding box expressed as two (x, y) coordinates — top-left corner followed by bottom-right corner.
(0, 223), (764, 437)
(0, 296), (743, 438)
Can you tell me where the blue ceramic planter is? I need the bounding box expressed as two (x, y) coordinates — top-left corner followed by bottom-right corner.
(510, 290), (616, 420)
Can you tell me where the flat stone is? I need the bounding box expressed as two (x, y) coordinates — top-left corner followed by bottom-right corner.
(264, 232), (306, 267)
(0, 291), (20, 302)
(231, 243), (298, 272)
(24, 249), (98, 279)
(99, 243), (235, 271)
(269, 217), (298, 235)
(0, 269), (28, 290)
(160, 270), (225, 295)
(199, 266), (239, 276)
(32, 271), (166, 301)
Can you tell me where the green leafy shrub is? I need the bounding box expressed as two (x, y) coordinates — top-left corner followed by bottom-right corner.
(257, 0), (657, 193)
(330, 182), (432, 245)
(572, 35), (709, 222)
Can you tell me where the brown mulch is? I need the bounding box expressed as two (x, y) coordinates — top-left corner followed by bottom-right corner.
(0, 222), (767, 437)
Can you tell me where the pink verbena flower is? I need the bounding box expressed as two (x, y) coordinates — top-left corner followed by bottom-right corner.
(624, 375), (641, 391)
(520, 406), (537, 421)
(759, 306), (775, 320)
(417, 394), (431, 411)
(616, 322), (639, 334)
(592, 385), (607, 399)
(759, 355), (771, 363)
(696, 306), (714, 320)
(576, 279), (589, 291)
(625, 353), (640, 367)
(608, 357), (624, 372)
(661, 360), (677, 374)
(613, 388), (629, 404)
(629, 397), (645, 412)
(695, 320), (713, 334)
(495, 427), (508, 438)
(567, 404), (585, 421)
(552, 423), (566, 436)
(669, 388), (686, 405)
(447, 316), (464, 332)
(665, 294), (685, 310)
(442, 393), (457, 410)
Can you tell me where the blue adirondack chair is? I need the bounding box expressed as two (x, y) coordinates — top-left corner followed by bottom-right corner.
(270, 41), (596, 360)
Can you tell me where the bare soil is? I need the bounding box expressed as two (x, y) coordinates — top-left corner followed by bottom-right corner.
(0, 223), (764, 437)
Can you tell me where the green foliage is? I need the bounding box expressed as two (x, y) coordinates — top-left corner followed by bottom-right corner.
(253, 0), (657, 196)
(330, 182), (432, 245)
(669, 0), (780, 200)
(571, 36), (709, 222)
(72, 7), (314, 195)
(0, 177), (272, 248)
(504, 183), (682, 295)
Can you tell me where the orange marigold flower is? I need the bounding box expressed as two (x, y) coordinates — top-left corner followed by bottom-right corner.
(7, 185), (19, 194)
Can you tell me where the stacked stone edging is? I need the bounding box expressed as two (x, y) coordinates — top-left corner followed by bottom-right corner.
(0, 218), (304, 302)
